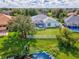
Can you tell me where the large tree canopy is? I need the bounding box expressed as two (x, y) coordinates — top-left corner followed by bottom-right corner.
(8, 15), (36, 39)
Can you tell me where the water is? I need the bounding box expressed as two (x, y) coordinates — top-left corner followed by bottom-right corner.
(68, 26), (79, 32)
(32, 52), (54, 59)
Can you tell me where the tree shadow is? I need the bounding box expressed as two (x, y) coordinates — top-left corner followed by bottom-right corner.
(58, 44), (79, 58)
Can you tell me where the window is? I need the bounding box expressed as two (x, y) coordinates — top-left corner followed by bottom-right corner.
(48, 23), (51, 26)
(0, 25), (2, 27)
(3, 25), (7, 27)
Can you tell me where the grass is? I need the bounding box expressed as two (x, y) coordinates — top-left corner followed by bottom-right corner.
(36, 28), (60, 35)
(70, 33), (79, 39)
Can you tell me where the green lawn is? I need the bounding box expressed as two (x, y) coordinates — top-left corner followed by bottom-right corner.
(0, 28), (79, 59)
(36, 28), (60, 35)
(70, 33), (79, 39)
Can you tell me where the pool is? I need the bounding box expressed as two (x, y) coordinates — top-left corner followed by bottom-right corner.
(32, 52), (55, 59)
(67, 26), (79, 32)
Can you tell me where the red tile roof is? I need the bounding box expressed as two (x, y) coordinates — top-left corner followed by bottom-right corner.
(0, 13), (12, 25)
(67, 12), (77, 16)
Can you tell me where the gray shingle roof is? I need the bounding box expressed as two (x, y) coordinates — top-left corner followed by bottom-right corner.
(64, 15), (79, 25)
(31, 14), (61, 24)
(31, 14), (48, 23)
(31, 14), (47, 21)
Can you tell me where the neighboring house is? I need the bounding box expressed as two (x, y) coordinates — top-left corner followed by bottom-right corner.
(0, 13), (12, 36)
(67, 12), (77, 16)
(64, 15), (79, 27)
(64, 15), (79, 32)
(31, 14), (61, 28)
(67, 10), (78, 16)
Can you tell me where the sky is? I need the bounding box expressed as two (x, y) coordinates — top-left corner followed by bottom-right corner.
(0, 0), (79, 8)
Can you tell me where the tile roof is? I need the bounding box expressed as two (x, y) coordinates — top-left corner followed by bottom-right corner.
(0, 13), (12, 25)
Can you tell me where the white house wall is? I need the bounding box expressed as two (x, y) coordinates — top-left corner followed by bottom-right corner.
(45, 22), (60, 27)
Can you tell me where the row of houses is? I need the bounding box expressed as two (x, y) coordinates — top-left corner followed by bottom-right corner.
(0, 13), (61, 36)
(0, 11), (79, 36)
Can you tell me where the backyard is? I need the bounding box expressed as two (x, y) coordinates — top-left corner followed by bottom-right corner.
(30, 28), (79, 59)
(0, 28), (79, 59)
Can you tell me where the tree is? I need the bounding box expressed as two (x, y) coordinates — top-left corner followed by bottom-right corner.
(0, 32), (37, 59)
(25, 9), (39, 16)
(8, 15), (36, 56)
(8, 15), (36, 39)
(56, 27), (79, 57)
(11, 9), (38, 16)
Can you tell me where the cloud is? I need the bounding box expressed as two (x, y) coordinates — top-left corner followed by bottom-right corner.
(0, 0), (79, 8)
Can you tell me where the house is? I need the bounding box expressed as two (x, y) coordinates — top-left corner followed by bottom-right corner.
(64, 10), (79, 27)
(0, 13), (12, 36)
(31, 14), (61, 28)
(64, 15), (79, 27)
(67, 10), (78, 16)
(64, 15), (79, 32)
